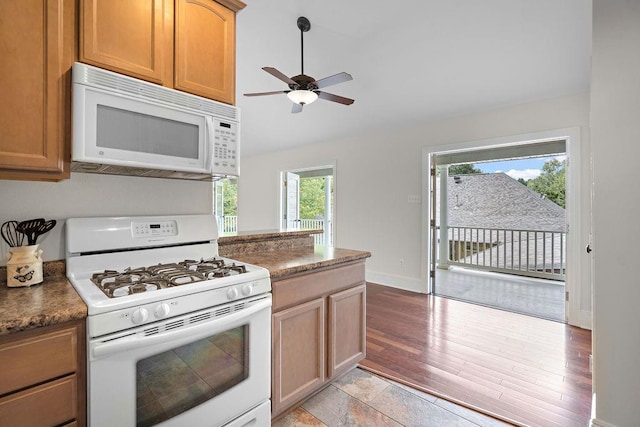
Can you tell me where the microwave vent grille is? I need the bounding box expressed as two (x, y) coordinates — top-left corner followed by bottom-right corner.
(71, 161), (229, 181)
(78, 63), (238, 121)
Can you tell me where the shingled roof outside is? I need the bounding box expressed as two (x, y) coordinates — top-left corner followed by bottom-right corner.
(437, 173), (565, 232)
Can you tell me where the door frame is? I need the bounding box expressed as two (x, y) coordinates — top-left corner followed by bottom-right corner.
(421, 127), (583, 326)
(280, 161), (337, 246)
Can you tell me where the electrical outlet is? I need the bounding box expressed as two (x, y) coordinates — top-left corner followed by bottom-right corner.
(399, 259), (404, 267)
(408, 195), (421, 204)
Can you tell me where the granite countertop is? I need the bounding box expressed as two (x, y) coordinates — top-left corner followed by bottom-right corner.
(0, 264), (87, 336)
(0, 242), (368, 336)
(231, 246), (371, 280)
(219, 228), (323, 243)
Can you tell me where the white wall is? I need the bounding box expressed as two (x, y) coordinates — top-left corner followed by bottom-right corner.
(0, 173), (213, 264)
(239, 94), (592, 321)
(591, 2), (640, 426)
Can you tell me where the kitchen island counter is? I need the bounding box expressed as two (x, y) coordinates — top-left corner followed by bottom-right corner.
(219, 228), (323, 242)
(0, 261), (87, 336)
(229, 246), (371, 280)
(219, 228), (323, 258)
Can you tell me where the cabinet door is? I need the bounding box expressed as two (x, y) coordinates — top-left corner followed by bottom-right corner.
(80, 0), (173, 85)
(0, 0), (75, 181)
(174, 0), (238, 104)
(328, 284), (366, 378)
(272, 298), (326, 417)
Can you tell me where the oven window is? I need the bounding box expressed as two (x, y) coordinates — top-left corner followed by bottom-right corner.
(136, 325), (249, 427)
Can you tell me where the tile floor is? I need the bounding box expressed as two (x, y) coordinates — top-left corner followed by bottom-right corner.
(273, 368), (513, 427)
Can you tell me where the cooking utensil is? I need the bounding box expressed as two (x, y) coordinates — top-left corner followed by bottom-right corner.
(33, 219), (56, 244)
(17, 218), (45, 246)
(1, 221), (24, 247)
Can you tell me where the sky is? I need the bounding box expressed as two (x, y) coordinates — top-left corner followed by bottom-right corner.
(475, 155), (566, 181)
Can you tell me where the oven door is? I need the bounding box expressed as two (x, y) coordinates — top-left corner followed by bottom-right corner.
(87, 294), (271, 427)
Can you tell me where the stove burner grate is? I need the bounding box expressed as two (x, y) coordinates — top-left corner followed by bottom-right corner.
(90, 258), (248, 298)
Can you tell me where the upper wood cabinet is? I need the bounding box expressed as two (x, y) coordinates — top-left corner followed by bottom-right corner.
(0, 0), (76, 181)
(79, 0), (174, 85)
(80, 0), (246, 105)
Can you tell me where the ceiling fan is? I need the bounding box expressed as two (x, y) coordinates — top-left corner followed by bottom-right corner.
(244, 16), (354, 113)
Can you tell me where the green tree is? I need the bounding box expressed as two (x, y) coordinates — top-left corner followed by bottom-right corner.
(448, 163), (482, 175)
(299, 177), (326, 219)
(517, 178), (528, 186)
(527, 159), (565, 208)
(222, 179), (237, 216)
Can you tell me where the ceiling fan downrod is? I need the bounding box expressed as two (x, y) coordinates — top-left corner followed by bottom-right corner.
(297, 16), (311, 76)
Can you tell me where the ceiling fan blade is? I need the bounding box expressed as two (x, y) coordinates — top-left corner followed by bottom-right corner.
(316, 91), (355, 105)
(314, 72), (353, 89)
(291, 103), (303, 114)
(263, 67), (297, 86)
(244, 90), (288, 97)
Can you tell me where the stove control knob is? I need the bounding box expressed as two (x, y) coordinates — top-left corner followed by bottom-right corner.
(154, 303), (171, 319)
(241, 284), (253, 296)
(132, 308), (149, 325)
(227, 287), (239, 300)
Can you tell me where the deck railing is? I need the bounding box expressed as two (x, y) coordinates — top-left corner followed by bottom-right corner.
(443, 226), (566, 280)
(218, 215), (237, 234)
(285, 219), (330, 246)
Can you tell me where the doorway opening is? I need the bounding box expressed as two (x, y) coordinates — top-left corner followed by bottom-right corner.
(281, 165), (335, 246)
(423, 128), (582, 325)
(434, 154), (567, 321)
(214, 177), (238, 234)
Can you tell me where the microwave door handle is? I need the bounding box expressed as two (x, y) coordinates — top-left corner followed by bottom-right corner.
(205, 116), (215, 169)
(91, 297), (271, 359)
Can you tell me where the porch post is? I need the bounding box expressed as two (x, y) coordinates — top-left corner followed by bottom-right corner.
(324, 175), (332, 246)
(438, 166), (450, 269)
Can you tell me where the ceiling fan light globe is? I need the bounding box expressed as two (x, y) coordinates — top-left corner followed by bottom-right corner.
(287, 90), (318, 105)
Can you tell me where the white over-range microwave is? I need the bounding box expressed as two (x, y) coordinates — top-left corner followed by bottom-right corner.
(72, 62), (240, 181)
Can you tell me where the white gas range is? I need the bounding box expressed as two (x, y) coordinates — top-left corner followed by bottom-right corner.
(66, 214), (271, 427)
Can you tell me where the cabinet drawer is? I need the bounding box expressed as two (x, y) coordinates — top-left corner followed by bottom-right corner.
(0, 375), (77, 427)
(273, 261), (365, 311)
(0, 326), (78, 395)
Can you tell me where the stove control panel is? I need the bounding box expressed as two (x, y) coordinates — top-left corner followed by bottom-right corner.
(132, 220), (178, 238)
(212, 119), (239, 176)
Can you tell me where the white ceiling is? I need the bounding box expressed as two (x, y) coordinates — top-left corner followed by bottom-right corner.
(235, 1), (591, 157)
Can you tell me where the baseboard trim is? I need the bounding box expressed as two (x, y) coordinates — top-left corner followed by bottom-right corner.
(365, 270), (427, 293)
(591, 418), (620, 427)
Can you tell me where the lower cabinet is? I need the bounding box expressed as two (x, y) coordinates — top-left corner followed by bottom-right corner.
(271, 261), (366, 418)
(0, 320), (86, 427)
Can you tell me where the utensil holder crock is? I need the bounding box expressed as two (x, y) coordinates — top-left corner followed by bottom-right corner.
(6, 245), (43, 287)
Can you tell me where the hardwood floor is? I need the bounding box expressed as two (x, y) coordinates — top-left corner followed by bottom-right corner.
(360, 283), (592, 427)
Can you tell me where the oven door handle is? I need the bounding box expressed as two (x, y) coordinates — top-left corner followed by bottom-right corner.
(91, 297), (271, 359)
